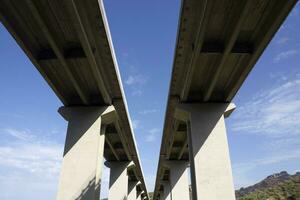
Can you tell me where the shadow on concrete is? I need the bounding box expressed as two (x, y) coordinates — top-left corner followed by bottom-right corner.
(73, 177), (99, 200)
(58, 107), (107, 199)
(59, 107), (107, 156)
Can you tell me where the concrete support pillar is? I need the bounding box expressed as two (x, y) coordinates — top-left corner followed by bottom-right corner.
(57, 106), (115, 200)
(135, 182), (143, 200)
(161, 182), (171, 200)
(175, 103), (236, 200)
(136, 191), (142, 200)
(128, 181), (138, 200)
(107, 161), (131, 200)
(165, 161), (189, 200)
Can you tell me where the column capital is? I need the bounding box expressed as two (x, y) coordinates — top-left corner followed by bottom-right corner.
(58, 105), (117, 124)
(162, 160), (189, 168)
(104, 160), (134, 169)
(174, 102), (236, 121)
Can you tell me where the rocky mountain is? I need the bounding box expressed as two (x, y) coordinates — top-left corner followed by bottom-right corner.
(236, 171), (300, 200)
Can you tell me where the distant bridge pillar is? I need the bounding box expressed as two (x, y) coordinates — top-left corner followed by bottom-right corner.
(160, 181), (171, 200)
(56, 106), (115, 200)
(175, 103), (236, 200)
(136, 190), (143, 200)
(106, 161), (133, 200)
(128, 180), (139, 200)
(164, 161), (189, 200)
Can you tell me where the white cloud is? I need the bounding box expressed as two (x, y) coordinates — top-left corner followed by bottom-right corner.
(232, 77), (300, 138)
(276, 37), (290, 45)
(0, 144), (62, 177)
(125, 74), (147, 96)
(0, 128), (63, 178)
(273, 49), (298, 63)
(145, 128), (160, 142)
(231, 74), (300, 188)
(125, 75), (147, 86)
(138, 109), (158, 115)
(0, 128), (63, 200)
(131, 89), (143, 96)
(2, 128), (35, 141)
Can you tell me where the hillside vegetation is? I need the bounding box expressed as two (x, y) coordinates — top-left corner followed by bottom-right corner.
(236, 171), (300, 200)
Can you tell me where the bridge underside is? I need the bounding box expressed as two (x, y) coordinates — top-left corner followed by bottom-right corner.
(0, 0), (149, 199)
(153, 0), (297, 199)
(0, 0), (298, 199)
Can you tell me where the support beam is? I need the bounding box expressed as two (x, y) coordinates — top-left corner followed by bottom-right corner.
(106, 161), (133, 200)
(166, 120), (179, 158)
(180, 0), (212, 101)
(177, 136), (188, 160)
(200, 42), (253, 54)
(164, 161), (189, 200)
(105, 137), (120, 161)
(113, 119), (132, 161)
(65, 0), (112, 105)
(27, 1), (89, 105)
(226, 0), (298, 102)
(56, 106), (115, 200)
(175, 103), (236, 200)
(37, 47), (86, 60)
(203, 0), (251, 101)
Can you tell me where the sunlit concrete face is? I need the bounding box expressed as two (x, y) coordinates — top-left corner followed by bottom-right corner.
(128, 181), (138, 200)
(165, 161), (189, 200)
(176, 103), (236, 200)
(136, 191), (142, 200)
(57, 106), (114, 200)
(107, 161), (131, 200)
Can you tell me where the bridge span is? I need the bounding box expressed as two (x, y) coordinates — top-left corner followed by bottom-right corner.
(0, 0), (149, 199)
(152, 0), (297, 200)
(0, 0), (298, 200)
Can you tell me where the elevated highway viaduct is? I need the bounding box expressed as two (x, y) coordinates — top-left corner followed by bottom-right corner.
(152, 0), (298, 200)
(0, 0), (149, 199)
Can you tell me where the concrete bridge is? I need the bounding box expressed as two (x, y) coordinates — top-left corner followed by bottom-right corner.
(152, 0), (297, 200)
(0, 0), (297, 200)
(0, 0), (149, 199)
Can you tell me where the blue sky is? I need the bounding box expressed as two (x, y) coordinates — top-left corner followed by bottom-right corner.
(0, 1), (299, 199)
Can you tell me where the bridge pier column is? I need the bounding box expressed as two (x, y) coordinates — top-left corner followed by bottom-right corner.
(136, 190), (142, 200)
(160, 181), (171, 200)
(56, 106), (115, 200)
(107, 161), (132, 200)
(128, 180), (138, 200)
(175, 103), (236, 200)
(165, 161), (189, 200)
